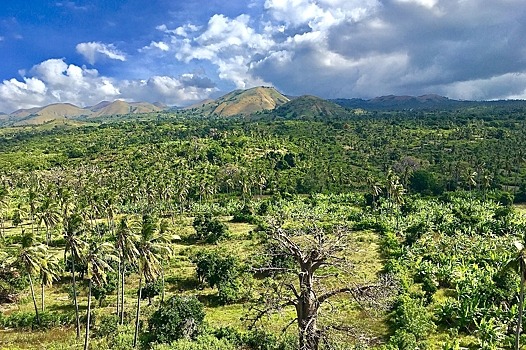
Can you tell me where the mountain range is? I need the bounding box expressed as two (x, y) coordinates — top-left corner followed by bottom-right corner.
(1, 100), (164, 126)
(2, 87), (526, 126)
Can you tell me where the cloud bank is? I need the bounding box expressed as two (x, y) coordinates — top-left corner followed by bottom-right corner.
(0, 58), (216, 112)
(2, 0), (526, 112)
(76, 42), (126, 65)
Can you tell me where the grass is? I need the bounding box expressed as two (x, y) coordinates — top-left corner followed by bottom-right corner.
(0, 327), (79, 349)
(0, 211), (389, 348)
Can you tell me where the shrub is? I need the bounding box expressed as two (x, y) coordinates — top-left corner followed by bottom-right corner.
(94, 314), (119, 338)
(92, 271), (118, 307)
(391, 294), (435, 342)
(140, 279), (163, 305)
(192, 251), (244, 304)
(146, 295), (205, 345)
(193, 213), (230, 243)
(150, 335), (236, 350)
(241, 329), (297, 350)
(95, 321), (134, 350)
(0, 311), (73, 329)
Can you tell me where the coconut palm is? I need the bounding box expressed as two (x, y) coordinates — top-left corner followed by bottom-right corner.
(114, 216), (139, 324)
(63, 213), (87, 339)
(133, 213), (171, 347)
(507, 239), (526, 350)
(16, 231), (46, 324)
(39, 251), (61, 312)
(36, 197), (61, 245)
(84, 240), (117, 350)
(27, 186), (39, 235)
(0, 185), (9, 238)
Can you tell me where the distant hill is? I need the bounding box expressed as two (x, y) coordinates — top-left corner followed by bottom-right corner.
(87, 100), (163, 118)
(5, 88), (526, 127)
(331, 94), (466, 110)
(12, 103), (89, 125)
(5, 100), (164, 125)
(331, 94), (526, 110)
(273, 95), (347, 119)
(191, 86), (290, 117)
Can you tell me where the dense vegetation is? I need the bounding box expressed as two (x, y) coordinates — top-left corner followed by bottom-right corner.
(1, 104), (526, 349)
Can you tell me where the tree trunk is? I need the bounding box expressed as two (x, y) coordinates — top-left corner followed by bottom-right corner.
(133, 272), (143, 347)
(515, 270), (525, 350)
(120, 264), (125, 324)
(84, 279), (92, 350)
(28, 273), (40, 325)
(71, 248), (81, 339)
(161, 267), (165, 303)
(116, 260), (121, 319)
(296, 268), (320, 350)
(41, 282), (45, 311)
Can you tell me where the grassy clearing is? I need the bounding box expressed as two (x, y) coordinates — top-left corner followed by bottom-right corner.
(1, 211), (388, 348)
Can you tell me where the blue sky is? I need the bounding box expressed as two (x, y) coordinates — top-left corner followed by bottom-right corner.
(1, 0), (526, 112)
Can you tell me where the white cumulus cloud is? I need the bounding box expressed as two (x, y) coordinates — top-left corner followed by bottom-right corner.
(76, 42), (126, 65)
(140, 41), (170, 52)
(0, 58), (217, 112)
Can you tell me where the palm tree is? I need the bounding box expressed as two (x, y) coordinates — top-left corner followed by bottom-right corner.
(16, 231), (46, 324)
(39, 251), (61, 312)
(366, 175), (382, 212)
(63, 213), (87, 339)
(158, 219), (172, 303)
(36, 197), (61, 245)
(114, 216), (139, 324)
(0, 185), (9, 239)
(84, 240), (117, 350)
(133, 214), (171, 347)
(27, 186), (39, 235)
(507, 240), (526, 350)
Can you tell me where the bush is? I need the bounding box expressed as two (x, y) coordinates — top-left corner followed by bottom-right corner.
(390, 294), (435, 342)
(94, 314), (119, 338)
(146, 295), (205, 345)
(193, 213), (230, 243)
(95, 320), (134, 350)
(92, 271), (118, 307)
(0, 311), (73, 329)
(241, 329), (297, 350)
(192, 251), (244, 304)
(150, 335), (236, 350)
(140, 280), (163, 305)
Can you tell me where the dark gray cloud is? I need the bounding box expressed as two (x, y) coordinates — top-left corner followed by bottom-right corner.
(3, 0), (526, 111)
(156, 0), (526, 100)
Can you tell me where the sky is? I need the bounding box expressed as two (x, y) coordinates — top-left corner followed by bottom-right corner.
(1, 0), (526, 113)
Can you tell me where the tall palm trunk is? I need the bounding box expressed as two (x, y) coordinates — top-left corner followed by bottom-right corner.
(71, 248), (81, 339)
(116, 260), (121, 319)
(84, 279), (92, 350)
(46, 227), (50, 246)
(41, 282), (45, 311)
(161, 266), (165, 303)
(515, 269), (525, 350)
(133, 272), (143, 347)
(28, 273), (40, 324)
(120, 265), (125, 324)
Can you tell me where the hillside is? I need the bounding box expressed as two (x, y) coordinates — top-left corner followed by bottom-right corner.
(12, 103), (88, 125)
(191, 86), (290, 116)
(87, 100), (163, 118)
(332, 94), (526, 110)
(5, 88), (526, 126)
(4, 100), (164, 125)
(273, 95), (348, 119)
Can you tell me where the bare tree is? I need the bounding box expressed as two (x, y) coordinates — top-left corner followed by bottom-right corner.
(249, 219), (397, 350)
